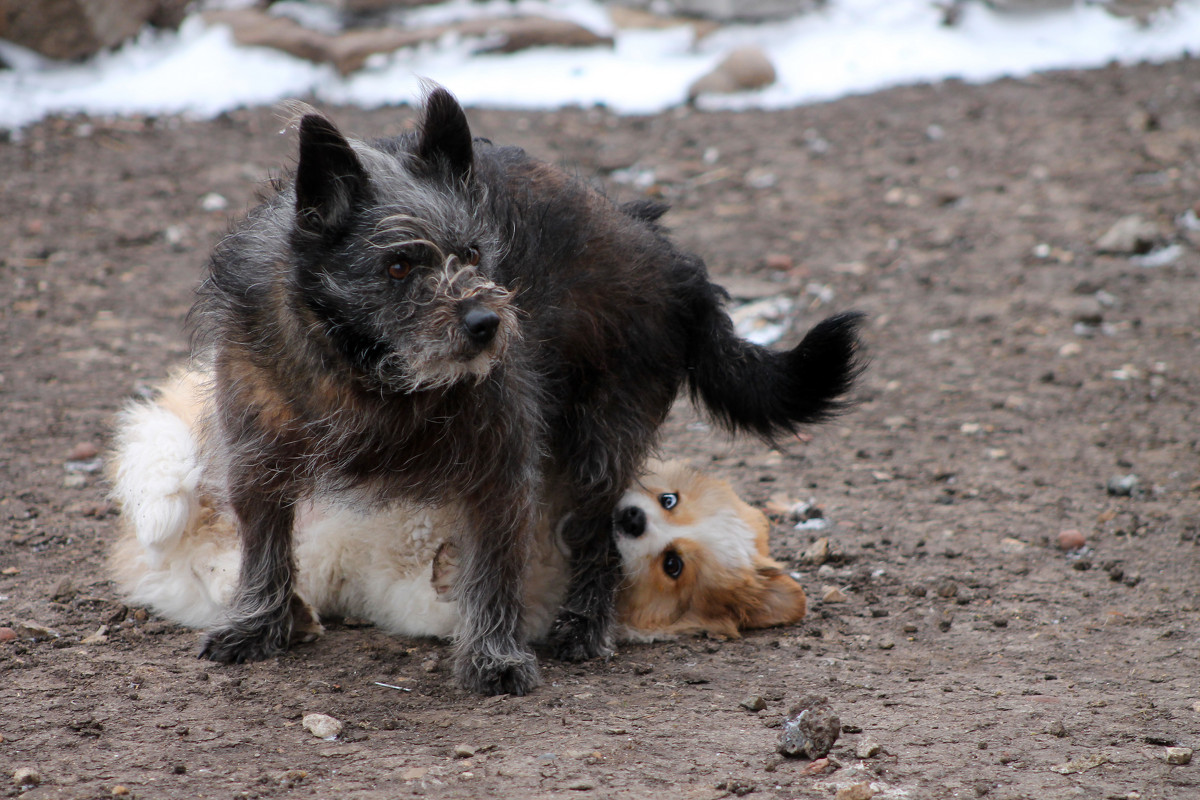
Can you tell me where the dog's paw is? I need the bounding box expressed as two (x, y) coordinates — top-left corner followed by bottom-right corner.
(454, 648), (540, 696)
(546, 611), (615, 663)
(198, 620), (291, 664)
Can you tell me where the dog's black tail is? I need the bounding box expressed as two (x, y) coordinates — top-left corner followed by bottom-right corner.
(686, 298), (866, 443)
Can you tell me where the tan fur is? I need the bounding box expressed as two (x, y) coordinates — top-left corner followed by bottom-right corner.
(109, 371), (807, 643)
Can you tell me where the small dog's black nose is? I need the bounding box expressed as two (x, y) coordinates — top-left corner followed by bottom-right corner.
(614, 505), (646, 538)
(462, 306), (500, 346)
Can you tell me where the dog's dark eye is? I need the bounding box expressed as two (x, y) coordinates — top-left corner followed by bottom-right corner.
(464, 246), (481, 266)
(662, 550), (684, 580)
(658, 492), (679, 511)
(387, 259), (414, 281)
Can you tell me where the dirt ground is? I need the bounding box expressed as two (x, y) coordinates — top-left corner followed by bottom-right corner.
(2, 57), (1199, 800)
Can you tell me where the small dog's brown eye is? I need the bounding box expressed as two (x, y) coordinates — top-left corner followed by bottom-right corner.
(388, 260), (414, 281)
(465, 246), (481, 266)
(662, 550), (683, 580)
(658, 492), (679, 511)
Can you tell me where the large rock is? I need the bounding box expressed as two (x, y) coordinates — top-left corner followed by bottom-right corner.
(205, 8), (612, 76)
(610, 0), (824, 23)
(687, 46), (777, 101)
(0, 0), (190, 61)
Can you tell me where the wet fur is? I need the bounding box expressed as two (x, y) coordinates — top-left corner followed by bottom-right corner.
(108, 376), (806, 643)
(185, 87), (862, 695)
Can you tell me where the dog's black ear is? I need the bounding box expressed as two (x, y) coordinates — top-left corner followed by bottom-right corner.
(295, 114), (367, 234)
(416, 87), (474, 180)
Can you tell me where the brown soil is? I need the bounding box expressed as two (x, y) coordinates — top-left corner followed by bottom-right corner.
(2, 58), (1199, 800)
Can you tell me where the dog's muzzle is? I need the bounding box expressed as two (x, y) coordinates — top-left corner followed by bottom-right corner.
(614, 505), (646, 538)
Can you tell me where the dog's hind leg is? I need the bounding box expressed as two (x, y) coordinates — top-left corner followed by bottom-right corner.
(198, 483), (298, 663)
(450, 492), (540, 696)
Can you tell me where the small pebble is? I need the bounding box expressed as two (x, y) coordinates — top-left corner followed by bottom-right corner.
(1057, 529), (1086, 550)
(111, 786), (131, 797)
(764, 253), (794, 271)
(1166, 747), (1193, 765)
(1106, 474), (1139, 497)
(14, 621), (59, 641)
(800, 537), (831, 566)
(836, 782), (877, 800)
(877, 638), (895, 651)
(200, 192), (229, 211)
(68, 442), (99, 461)
(902, 623), (918, 634)
(12, 768), (40, 787)
(454, 744), (476, 758)
(855, 739), (882, 758)
(739, 696), (767, 712)
(799, 757), (835, 776)
(821, 586), (848, 604)
(937, 580), (959, 598)
(301, 713), (343, 740)
(0, 627), (16, 643)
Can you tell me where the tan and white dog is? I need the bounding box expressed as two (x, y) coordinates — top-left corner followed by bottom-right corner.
(108, 371), (806, 644)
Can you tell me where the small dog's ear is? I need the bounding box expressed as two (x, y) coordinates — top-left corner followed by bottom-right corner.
(295, 114), (367, 234)
(417, 87), (474, 180)
(742, 560), (808, 630)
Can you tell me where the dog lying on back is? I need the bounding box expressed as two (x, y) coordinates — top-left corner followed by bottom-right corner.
(186, 86), (861, 694)
(108, 370), (808, 643)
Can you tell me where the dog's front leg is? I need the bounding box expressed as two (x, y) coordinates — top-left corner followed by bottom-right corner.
(451, 496), (540, 696)
(199, 484), (297, 663)
(547, 513), (621, 662)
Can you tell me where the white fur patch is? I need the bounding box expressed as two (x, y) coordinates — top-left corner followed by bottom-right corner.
(111, 402), (203, 561)
(614, 491), (757, 577)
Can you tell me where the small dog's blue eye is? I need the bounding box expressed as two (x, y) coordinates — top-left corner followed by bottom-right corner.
(662, 550), (683, 579)
(388, 260), (414, 281)
(658, 492), (679, 511)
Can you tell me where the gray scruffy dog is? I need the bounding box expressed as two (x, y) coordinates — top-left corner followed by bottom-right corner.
(192, 87), (864, 696)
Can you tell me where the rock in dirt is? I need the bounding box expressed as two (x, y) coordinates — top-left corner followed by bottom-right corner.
(1095, 214), (1159, 254)
(1107, 474), (1140, 496)
(799, 757), (837, 776)
(12, 767), (40, 787)
(778, 694), (840, 759)
(68, 441), (99, 461)
(836, 783), (877, 800)
(855, 738), (882, 758)
(687, 47), (777, 101)
(1049, 753), (1108, 774)
(301, 713), (343, 740)
(821, 585), (849, 604)
(1057, 528), (1086, 550)
(740, 695), (767, 712)
(13, 621), (59, 641)
(454, 743), (476, 758)
(0, 627), (16, 643)
(800, 537), (831, 566)
(1166, 746), (1193, 765)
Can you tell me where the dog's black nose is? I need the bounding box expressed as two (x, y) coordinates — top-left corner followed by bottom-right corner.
(614, 505), (646, 538)
(462, 306), (500, 346)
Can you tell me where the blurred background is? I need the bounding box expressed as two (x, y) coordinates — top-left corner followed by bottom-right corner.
(1, 0), (1197, 130)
